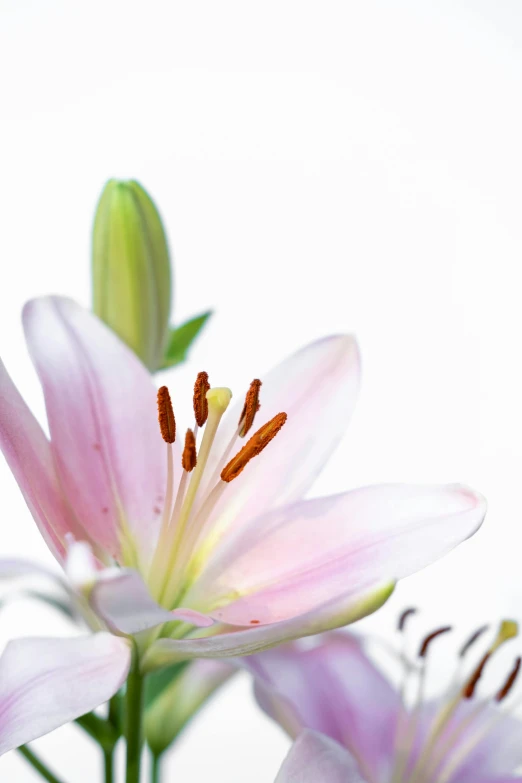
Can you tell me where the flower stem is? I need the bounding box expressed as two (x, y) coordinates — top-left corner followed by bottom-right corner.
(18, 746), (66, 783)
(104, 748), (114, 783)
(152, 753), (161, 783)
(125, 654), (144, 783)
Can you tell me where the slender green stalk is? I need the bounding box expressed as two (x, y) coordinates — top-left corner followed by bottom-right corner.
(152, 753), (161, 783)
(125, 654), (145, 783)
(104, 695), (122, 783)
(18, 746), (66, 783)
(108, 693), (122, 735)
(104, 748), (114, 783)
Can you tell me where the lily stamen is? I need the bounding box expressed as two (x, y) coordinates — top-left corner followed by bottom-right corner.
(434, 655), (522, 783)
(398, 607), (417, 633)
(221, 412), (288, 483)
(193, 371), (210, 428)
(201, 378), (266, 497)
(391, 625), (453, 783)
(404, 619), (519, 783)
(238, 378), (262, 437)
(496, 656), (521, 702)
(156, 385), (176, 543)
(182, 429), (197, 473)
(458, 625), (490, 659)
(158, 387), (233, 606)
(157, 385), (176, 444)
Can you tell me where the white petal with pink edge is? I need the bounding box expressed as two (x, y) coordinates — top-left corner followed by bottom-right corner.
(275, 731), (366, 783)
(0, 359), (80, 561)
(188, 483), (486, 627)
(0, 634), (131, 755)
(197, 335), (361, 555)
(22, 296), (173, 564)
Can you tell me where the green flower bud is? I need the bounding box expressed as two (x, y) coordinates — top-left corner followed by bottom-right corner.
(92, 179), (172, 371)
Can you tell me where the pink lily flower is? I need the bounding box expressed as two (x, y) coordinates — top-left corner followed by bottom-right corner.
(0, 296), (486, 752)
(275, 731), (366, 783)
(249, 623), (522, 783)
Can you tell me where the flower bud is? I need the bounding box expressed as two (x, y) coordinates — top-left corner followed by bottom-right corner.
(92, 179), (172, 371)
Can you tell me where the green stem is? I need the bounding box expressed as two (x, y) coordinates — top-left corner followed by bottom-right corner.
(152, 754), (161, 783)
(18, 746), (66, 783)
(125, 654), (144, 783)
(104, 748), (114, 783)
(108, 693), (122, 736)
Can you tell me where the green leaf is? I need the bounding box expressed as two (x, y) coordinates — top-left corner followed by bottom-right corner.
(161, 311), (212, 369)
(145, 660), (235, 757)
(144, 661), (189, 710)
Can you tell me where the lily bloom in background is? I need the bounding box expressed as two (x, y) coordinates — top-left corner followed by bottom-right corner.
(0, 295), (486, 752)
(248, 620), (522, 783)
(275, 731), (366, 783)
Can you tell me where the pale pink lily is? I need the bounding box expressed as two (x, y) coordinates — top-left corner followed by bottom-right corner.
(275, 731), (366, 783)
(0, 295), (486, 751)
(248, 626), (522, 783)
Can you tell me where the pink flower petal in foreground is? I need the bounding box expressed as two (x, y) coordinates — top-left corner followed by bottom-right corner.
(0, 296), (487, 670)
(186, 483), (484, 627)
(0, 360), (79, 561)
(248, 623), (522, 783)
(23, 297), (171, 564)
(275, 731), (366, 783)
(0, 634), (131, 755)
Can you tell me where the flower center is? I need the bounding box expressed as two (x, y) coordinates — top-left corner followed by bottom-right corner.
(388, 616), (520, 783)
(145, 373), (287, 611)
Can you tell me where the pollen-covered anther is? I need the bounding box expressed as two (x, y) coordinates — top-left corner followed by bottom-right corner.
(418, 626), (452, 658)
(221, 412), (288, 483)
(193, 371), (210, 427)
(495, 656), (522, 702)
(398, 607), (417, 633)
(239, 379), (262, 437)
(459, 625), (490, 659)
(462, 652), (491, 699)
(157, 386), (176, 443)
(463, 619), (518, 699)
(182, 429), (197, 472)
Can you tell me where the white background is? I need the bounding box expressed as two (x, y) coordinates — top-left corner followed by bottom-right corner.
(1, 0), (522, 779)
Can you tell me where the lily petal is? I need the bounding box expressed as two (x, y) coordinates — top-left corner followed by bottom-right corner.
(23, 296), (171, 563)
(191, 483), (485, 626)
(0, 557), (79, 621)
(0, 557), (65, 584)
(275, 731), (366, 783)
(0, 633), (131, 755)
(0, 360), (79, 561)
(91, 570), (214, 635)
(429, 700), (522, 783)
(142, 582), (394, 669)
(200, 335), (361, 552)
(247, 633), (399, 782)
